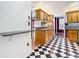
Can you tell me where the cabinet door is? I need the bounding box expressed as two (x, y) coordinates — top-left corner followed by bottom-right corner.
(67, 12), (77, 23)
(68, 30), (78, 43)
(78, 12), (79, 22)
(40, 11), (45, 21)
(35, 30), (45, 45)
(50, 16), (53, 22)
(48, 16), (53, 22)
(67, 13), (72, 22)
(72, 12), (77, 22)
(36, 10), (45, 21)
(36, 10), (41, 20)
(45, 30), (49, 43)
(48, 29), (53, 40)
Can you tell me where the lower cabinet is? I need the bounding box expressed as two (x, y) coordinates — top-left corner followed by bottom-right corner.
(46, 29), (54, 43)
(49, 29), (54, 38)
(35, 29), (54, 45)
(68, 30), (78, 43)
(45, 30), (49, 43)
(35, 30), (45, 45)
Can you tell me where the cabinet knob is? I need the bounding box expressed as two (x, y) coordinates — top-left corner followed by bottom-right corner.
(28, 22), (30, 26)
(28, 16), (30, 19)
(27, 43), (29, 46)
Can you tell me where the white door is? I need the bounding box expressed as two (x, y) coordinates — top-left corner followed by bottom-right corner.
(0, 1), (32, 58)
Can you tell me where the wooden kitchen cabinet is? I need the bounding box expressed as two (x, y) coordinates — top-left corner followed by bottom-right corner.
(35, 9), (54, 22)
(45, 30), (49, 43)
(36, 9), (44, 20)
(68, 30), (78, 43)
(35, 9), (54, 45)
(35, 29), (54, 45)
(72, 12), (78, 22)
(67, 12), (72, 22)
(48, 29), (53, 39)
(35, 30), (49, 45)
(48, 15), (53, 22)
(35, 30), (45, 45)
(35, 9), (48, 21)
(66, 11), (79, 44)
(67, 12), (77, 23)
(45, 29), (54, 43)
(78, 12), (79, 22)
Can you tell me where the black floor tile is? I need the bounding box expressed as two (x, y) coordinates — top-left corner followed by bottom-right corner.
(64, 52), (71, 56)
(30, 52), (35, 56)
(38, 46), (42, 49)
(45, 54), (52, 58)
(34, 49), (39, 52)
(39, 51), (44, 55)
(57, 49), (62, 52)
(55, 53), (62, 57)
(74, 55), (79, 58)
(35, 55), (41, 58)
(43, 48), (47, 51)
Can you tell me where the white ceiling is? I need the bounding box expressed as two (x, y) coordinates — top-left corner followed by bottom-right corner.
(32, 1), (73, 16)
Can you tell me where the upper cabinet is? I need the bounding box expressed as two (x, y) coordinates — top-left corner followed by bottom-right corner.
(48, 15), (53, 22)
(67, 12), (72, 22)
(78, 12), (79, 22)
(67, 11), (78, 23)
(35, 9), (53, 22)
(72, 12), (78, 22)
(36, 9), (47, 21)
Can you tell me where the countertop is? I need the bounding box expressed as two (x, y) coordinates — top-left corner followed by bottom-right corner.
(65, 26), (79, 30)
(34, 27), (53, 31)
(65, 23), (79, 30)
(36, 28), (53, 30)
(65, 28), (79, 30)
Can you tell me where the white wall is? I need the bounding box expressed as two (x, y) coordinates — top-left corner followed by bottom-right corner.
(32, 1), (72, 16)
(32, 1), (53, 15)
(65, 2), (79, 12)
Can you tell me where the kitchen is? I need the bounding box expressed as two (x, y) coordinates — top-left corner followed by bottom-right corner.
(29, 1), (79, 58)
(0, 1), (79, 58)
(31, 1), (76, 48)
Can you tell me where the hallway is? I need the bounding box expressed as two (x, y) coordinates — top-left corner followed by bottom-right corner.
(27, 36), (79, 58)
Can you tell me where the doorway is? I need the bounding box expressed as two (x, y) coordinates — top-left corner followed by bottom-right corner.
(55, 17), (65, 37)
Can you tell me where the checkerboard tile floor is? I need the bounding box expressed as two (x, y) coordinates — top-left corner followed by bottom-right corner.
(27, 36), (79, 58)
